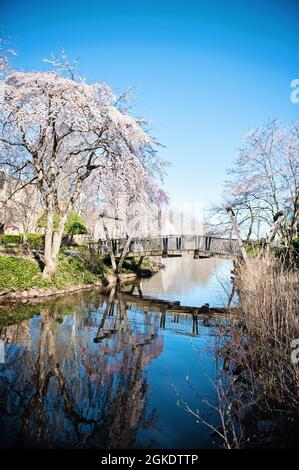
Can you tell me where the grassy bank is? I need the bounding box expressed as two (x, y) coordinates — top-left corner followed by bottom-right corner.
(219, 255), (299, 447)
(0, 254), (107, 292)
(0, 251), (160, 296)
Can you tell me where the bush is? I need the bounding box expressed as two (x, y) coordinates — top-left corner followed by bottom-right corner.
(0, 233), (44, 249)
(64, 213), (87, 235)
(27, 233), (44, 249)
(37, 211), (60, 230)
(0, 234), (23, 246)
(50, 254), (99, 288)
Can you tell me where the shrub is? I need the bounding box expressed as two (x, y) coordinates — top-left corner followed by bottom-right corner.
(50, 254), (99, 288)
(0, 234), (23, 246)
(243, 240), (265, 257)
(64, 213), (87, 235)
(0, 233), (44, 249)
(27, 233), (44, 249)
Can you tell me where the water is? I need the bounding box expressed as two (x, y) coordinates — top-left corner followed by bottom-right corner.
(0, 257), (233, 449)
(141, 255), (233, 306)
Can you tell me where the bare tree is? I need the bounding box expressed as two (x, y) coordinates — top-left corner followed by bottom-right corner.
(212, 119), (299, 244)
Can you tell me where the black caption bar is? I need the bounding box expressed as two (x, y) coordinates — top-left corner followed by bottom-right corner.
(0, 448), (296, 467)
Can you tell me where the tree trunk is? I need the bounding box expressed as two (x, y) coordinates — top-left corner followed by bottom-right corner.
(101, 216), (117, 272)
(52, 213), (68, 261)
(43, 208), (55, 278)
(42, 210), (68, 278)
(116, 236), (132, 274)
(246, 215), (254, 242)
(226, 207), (249, 265)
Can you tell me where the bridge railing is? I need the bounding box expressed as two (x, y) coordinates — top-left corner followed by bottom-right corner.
(112, 235), (241, 256)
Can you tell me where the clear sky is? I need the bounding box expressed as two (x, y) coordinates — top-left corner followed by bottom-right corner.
(1, 0), (299, 207)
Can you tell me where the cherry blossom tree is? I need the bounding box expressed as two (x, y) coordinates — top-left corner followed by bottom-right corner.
(0, 35), (16, 79)
(0, 68), (166, 276)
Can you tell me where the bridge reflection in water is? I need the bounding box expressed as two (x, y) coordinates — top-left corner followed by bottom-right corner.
(0, 288), (224, 449)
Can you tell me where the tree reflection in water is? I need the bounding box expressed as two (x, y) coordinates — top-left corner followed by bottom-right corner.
(0, 291), (163, 448)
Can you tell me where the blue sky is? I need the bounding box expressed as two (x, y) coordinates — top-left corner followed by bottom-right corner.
(1, 0), (299, 206)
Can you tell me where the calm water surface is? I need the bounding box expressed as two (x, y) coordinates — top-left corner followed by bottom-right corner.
(0, 257), (232, 448)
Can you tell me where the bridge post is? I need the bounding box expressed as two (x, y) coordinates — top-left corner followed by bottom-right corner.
(162, 237), (168, 257)
(193, 235), (199, 258)
(160, 309), (166, 328)
(192, 311), (199, 336)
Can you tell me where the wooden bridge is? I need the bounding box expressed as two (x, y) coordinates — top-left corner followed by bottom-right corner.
(96, 234), (242, 260)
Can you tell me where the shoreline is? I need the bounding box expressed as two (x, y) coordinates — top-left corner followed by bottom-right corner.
(0, 271), (145, 305)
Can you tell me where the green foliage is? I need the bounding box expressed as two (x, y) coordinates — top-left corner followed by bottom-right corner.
(64, 212), (87, 235)
(37, 211), (87, 235)
(37, 211), (60, 229)
(121, 258), (139, 273)
(50, 254), (99, 288)
(243, 241), (265, 257)
(289, 238), (299, 265)
(0, 256), (46, 290)
(0, 234), (23, 245)
(27, 233), (44, 249)
(0, 303), (40, 328)
(0, 253), (106, 293)
(0, 233), (44, 249)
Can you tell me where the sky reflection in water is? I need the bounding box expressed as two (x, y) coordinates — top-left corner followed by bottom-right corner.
(0, 258), (232, 448)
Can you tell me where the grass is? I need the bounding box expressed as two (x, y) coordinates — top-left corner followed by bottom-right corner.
(0, 253), (108, 292)
(0, 256), (46, 290)
(50, 254), (104, 288)
(235, 256), (299, 404)
(219, 254), (299, 447)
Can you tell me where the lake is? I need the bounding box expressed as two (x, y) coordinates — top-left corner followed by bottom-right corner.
(0, 256), (233, 449)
